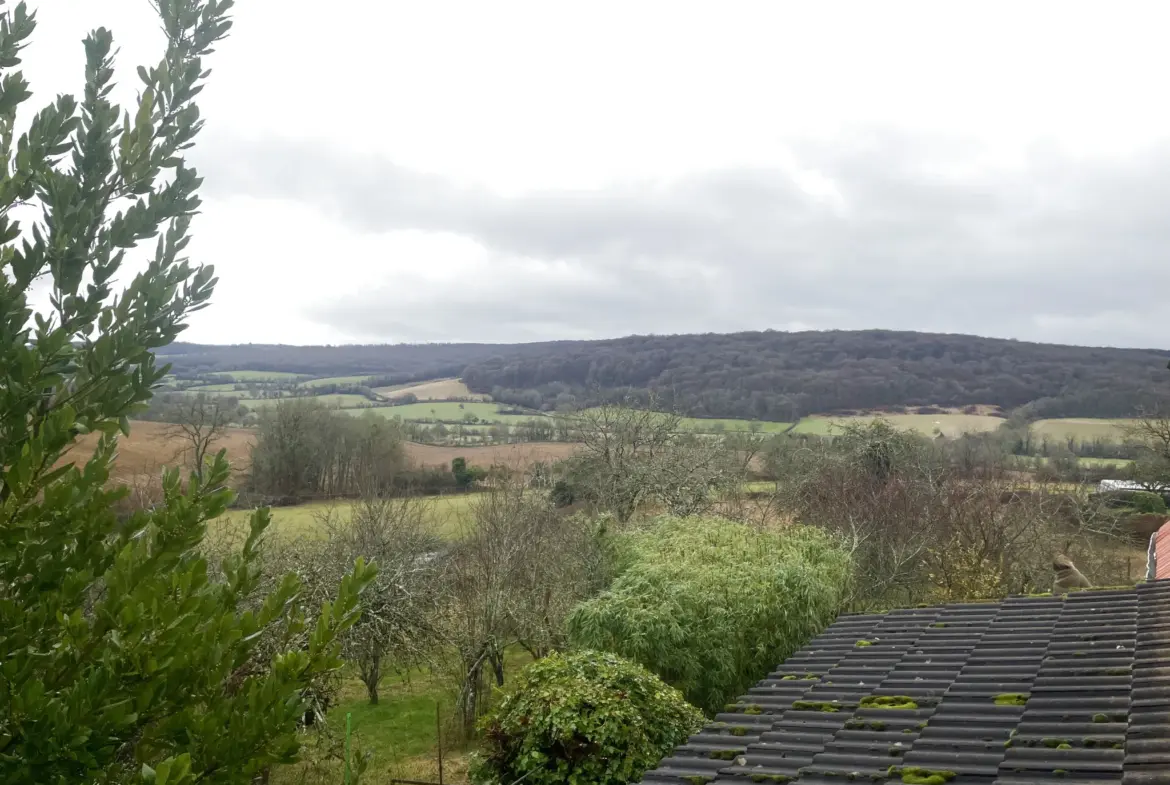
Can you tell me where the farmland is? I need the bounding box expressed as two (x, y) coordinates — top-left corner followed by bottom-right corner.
(375, 378), (486, 401)
(244, 393), (372, 409)
(792, 412), (1006, 437)
(1032, 418), (1136, 441)
(208, 369), (305, 381)
(357, 401), (533, 423)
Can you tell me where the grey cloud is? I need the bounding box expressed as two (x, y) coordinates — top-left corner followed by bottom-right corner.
(193, 131), (1170, 347)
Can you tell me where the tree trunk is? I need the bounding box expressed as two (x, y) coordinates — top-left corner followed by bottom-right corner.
(360, 652), (381, 705)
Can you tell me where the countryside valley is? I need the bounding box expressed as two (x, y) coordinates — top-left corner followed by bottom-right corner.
(8, 4), (1170, 785)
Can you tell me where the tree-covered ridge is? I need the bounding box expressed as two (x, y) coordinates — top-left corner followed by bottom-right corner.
(161, 329), (1169, 421)
(463, 329), (1170, 420)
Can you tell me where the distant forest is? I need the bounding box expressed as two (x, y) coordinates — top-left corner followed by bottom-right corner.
(162, 330), (1170, 421)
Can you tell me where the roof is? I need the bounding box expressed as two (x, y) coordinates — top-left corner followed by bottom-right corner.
(640, 580), (1170, 785)
(1155, 523), (1170, 581)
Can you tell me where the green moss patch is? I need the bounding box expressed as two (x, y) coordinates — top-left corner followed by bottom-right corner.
(861, 695), (918, 710)
(993, 693), (1029, 706)
(900, 767), (957, 785)
(791, 700), (841, 712)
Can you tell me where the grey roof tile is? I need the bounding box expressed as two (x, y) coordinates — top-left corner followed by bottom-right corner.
(639, 582), (1170, 785)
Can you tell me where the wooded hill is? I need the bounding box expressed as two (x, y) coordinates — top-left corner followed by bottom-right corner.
(163, 329), (1170, 421)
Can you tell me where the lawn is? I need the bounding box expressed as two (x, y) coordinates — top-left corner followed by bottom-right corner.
(275, 647), (534, 785)
(215, 495), (478, 541)
(792, 413), (1005, 437)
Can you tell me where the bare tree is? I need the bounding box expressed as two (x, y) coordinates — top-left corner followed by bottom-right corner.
(1121, 401), (1170, 490)
(559, 399), (747, 521)
(776, 419), (1132, 610)
(316, 496), (445, 705)
(164, 392), (236, 476)
(439, 476), (602, 738)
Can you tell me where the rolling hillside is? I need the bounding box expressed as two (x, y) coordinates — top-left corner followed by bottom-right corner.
(161, 329), (1170, 423)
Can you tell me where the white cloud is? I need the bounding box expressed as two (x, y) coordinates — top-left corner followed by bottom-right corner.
(20, 0), (1170, 347)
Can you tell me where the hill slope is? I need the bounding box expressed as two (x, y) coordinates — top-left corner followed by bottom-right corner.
(461, 329), (1170, 421)
(162, 330), (1170, 421)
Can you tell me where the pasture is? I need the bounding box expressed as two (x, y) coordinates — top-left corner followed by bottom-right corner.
(300, 374), (380, 388)
(375, 378), (486, 401)
(679, 416), (792, 433)
(792, 412), (1005, 437)
(217, 370), (305, 381)
(360, 401), (538, 423)
(187, 383), (244, 392)
(243, 393), (372, 410)
(1031, 418), (1136, 441)
(215, 494), (477, 541)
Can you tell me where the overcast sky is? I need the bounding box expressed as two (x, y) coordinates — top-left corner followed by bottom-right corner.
(24, 1), (1170, 348)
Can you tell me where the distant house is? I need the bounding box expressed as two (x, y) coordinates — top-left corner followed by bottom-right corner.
(1153, 520), (1170, 582)
(639, 581), (1170, 785)
(1098, 479), (1169, 493)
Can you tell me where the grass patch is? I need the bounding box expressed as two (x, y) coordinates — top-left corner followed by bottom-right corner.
(215, 495), (477, 542)
(243, 394), (372, 410)
(791, 413), (1004, 438)
(301, 375), (381, 388)
(369, 401), (542, 424)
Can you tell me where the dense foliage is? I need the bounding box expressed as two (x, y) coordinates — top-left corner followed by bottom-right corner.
(567, 516), (852, 713)
(0, 3), (373, 781)
(157, 339), (586, 380)
(470, 650), (703, 785)
(464, 329), (1169, 420)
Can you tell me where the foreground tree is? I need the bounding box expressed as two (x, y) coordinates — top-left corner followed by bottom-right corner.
(470, 651), (703, 785)
(0, 3), (373, 782)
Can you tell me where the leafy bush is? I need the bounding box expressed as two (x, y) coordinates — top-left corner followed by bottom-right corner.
(1128, 490), (1167, 515)
(567, 516), (852, 713)
(470, 650), (703, 785)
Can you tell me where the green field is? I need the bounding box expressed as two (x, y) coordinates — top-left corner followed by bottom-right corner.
(792, 413), (1005, 437)
(301, 374), (380, 388)
(243, 394), (372, 410)
(359, 401), (541, 423)
(188, 383), (242, 392)
(680, 417), (792, 433)
(216, 495), (478, 541)
(1032, 418), (1136, 441)
(219, 370), (304, 381)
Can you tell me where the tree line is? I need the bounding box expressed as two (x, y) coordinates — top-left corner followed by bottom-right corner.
(461, 328), (1170, 421)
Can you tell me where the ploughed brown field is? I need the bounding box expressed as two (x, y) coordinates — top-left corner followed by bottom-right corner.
(59, 420), (579, 482)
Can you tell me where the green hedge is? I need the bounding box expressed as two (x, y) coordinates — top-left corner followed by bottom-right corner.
(567, 516), (852, 713)
(471, 650), (702, 785)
